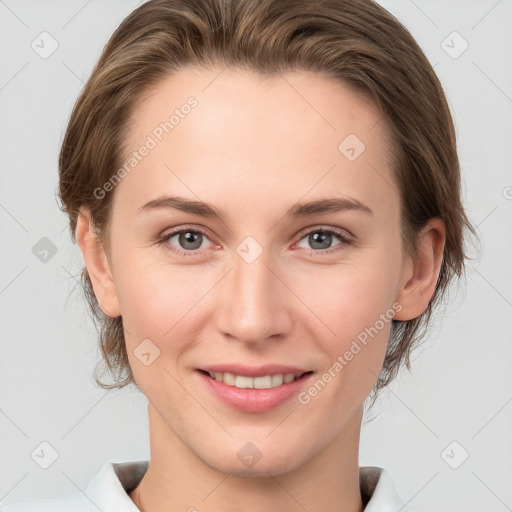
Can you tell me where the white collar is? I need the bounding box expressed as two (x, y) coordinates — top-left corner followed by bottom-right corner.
(1, 460), (407, 511)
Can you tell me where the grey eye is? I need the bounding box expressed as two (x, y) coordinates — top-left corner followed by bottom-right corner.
(308, 231), (333, 250)
(174, 230), (204, 250)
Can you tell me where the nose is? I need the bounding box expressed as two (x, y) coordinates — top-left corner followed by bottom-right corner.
(214, 245), (293, 347)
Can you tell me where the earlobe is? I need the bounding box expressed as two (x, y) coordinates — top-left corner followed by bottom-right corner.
(75, 209), (121, 318)
(394, 218), (446, 322)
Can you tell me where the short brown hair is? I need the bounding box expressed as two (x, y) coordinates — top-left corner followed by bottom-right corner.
(59, 0), (477, 398)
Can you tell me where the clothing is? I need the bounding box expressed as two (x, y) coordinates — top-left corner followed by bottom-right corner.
(1, 460), (407, 511)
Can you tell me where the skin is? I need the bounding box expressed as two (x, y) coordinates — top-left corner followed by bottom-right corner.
(76, 67), (445, 512)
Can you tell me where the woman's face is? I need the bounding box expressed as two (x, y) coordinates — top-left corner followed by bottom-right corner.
(91, 67), (419, 475)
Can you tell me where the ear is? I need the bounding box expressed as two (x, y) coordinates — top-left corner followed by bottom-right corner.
(394, 218), (446, 321)
(75, 208), (121, 318)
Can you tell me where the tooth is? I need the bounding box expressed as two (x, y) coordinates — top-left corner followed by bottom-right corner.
(210, 371), (301, 388)
(223, 372), (236, 386)
(235, 375), (254, 388)
(271, 374), (284, 387)
(253, 375), (272, 389)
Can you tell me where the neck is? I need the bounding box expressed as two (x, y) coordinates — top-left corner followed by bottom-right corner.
(130, 405), (364, 512)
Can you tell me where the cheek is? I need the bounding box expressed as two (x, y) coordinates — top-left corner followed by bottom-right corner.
(114, 251), (216, 342)
(297, 255), (400, 340)
(291, 251), (400, 388)
(117, 259), (209, 394)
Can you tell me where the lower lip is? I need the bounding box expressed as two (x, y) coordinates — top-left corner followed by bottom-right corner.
(196, 371), (314, 413)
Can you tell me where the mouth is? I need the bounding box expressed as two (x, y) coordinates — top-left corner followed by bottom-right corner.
(195, 364), (315, 412)
(197, 369), (313, 389)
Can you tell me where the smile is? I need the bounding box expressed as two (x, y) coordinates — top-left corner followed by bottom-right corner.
(196, 367), (314, 413)
(205, 371), (306, 389)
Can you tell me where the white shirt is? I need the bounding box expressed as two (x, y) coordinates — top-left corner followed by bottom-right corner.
(1, 461), (408, 511)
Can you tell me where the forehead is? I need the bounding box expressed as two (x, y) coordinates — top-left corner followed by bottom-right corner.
(119, 67), (397, 218)
(128, 66), (388, 149)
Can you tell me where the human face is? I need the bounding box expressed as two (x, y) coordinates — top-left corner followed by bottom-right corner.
(103, 67), (409, 475)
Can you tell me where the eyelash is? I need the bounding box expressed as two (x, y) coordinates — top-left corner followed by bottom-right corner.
(155, 225), (353, 257)
(156, 226), (215, 257)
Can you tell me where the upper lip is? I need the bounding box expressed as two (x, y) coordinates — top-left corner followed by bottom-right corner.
(198, 364), (311, 378)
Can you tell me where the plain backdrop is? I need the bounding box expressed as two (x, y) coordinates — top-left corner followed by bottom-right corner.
(0, 1), (511, 511)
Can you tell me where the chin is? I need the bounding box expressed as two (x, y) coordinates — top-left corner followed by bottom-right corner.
(196, 442), (308, 478)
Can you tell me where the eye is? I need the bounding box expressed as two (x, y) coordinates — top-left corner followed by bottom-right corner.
(295, 227), (353, 254)
(156, 225), (353, 257)
(157, 226), (216, 255)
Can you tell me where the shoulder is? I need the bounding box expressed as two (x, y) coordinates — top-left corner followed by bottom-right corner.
(0, 460), (149, 512)
(360, 466), (408, 511)
(1, 492), (92, 512)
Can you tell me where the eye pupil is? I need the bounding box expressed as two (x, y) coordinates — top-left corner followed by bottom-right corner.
(309, 231), (332, 250)
(179, 231), (202, 250)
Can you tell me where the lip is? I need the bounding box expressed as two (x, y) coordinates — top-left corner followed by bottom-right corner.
(199, 363), (309, 378)
(195, 367), (314, 413)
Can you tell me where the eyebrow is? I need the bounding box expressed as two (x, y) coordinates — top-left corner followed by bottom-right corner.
(137, 195), (373, 219)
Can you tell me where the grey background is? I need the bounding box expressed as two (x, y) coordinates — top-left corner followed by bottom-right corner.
(0, 1), (511, 511)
